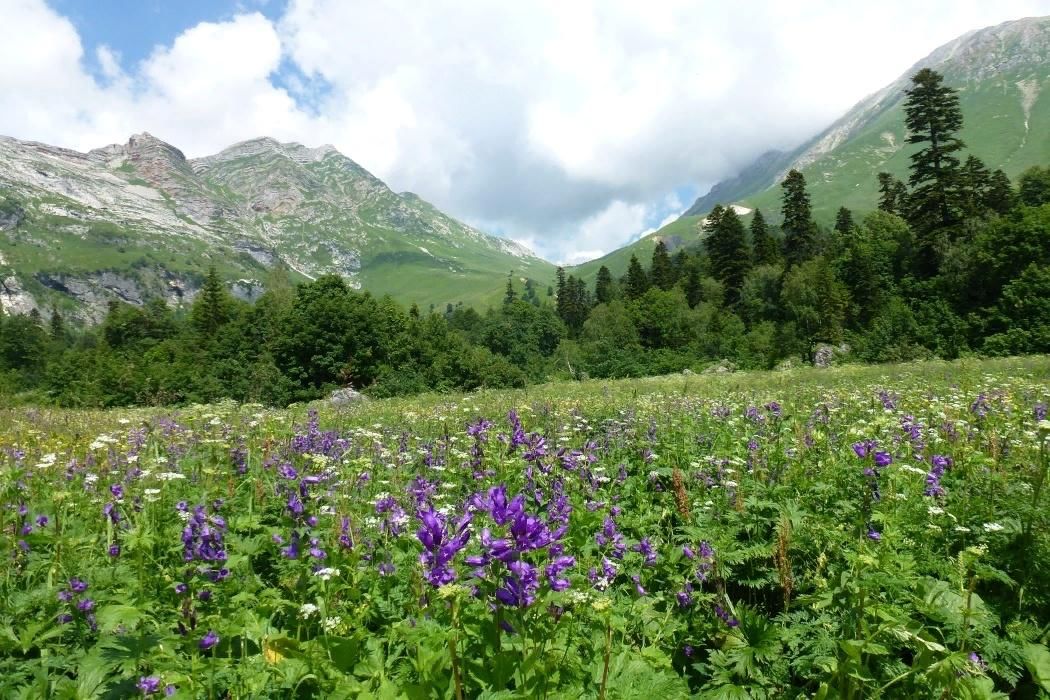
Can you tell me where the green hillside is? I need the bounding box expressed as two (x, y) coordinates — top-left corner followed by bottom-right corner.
(681, 16), (1050, 225)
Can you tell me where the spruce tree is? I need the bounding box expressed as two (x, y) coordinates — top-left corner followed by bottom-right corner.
(780, 170), (816, 267)
(503, 274), (518, 306)
(984, 169), (1016, 214)
(594, 265), (614, 304)
(623, 255), (649, 300)
(750, 208), (779, 266)
(191, 266), (232, 337)
(555, 267), (567, 319)
(834, 207), (855, 235)
(705, 205), (751, 306)
(649, 240), (675, 290)
(903, 68), (965, 274)
(960, 155), (991, 216)
(683, 260), (703, 308)
(49, 307), (66, 343)
(877, 172), (909, 216)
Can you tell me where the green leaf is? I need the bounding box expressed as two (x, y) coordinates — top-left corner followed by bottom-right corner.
(1022, 643), (1050, 693)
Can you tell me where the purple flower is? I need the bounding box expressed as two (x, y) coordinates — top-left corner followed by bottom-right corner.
(137, 676), (162, 695)
(416, 508), (472, 587)
(35, 515), (48, 527)
(199, 630), (219, 651)
(867, 528), (881, 542)
(873, 451), (892, 468)
(69, 578), (88, 593)
(632, 538), (657, 566)
(77, 598), (95, 612)
(545, 555), (575, 592)
(108, 544), (121, 558)
(495, 560), (539, 607)
(58, 590), (73, 602)
(714, 604), (739, 627)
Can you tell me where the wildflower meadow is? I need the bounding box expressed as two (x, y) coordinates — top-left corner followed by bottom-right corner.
(2, 357), (1050, 698)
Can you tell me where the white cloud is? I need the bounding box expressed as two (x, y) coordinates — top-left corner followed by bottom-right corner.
(1, 0), (1048, 263)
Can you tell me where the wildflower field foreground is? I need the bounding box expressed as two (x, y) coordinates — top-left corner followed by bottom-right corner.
(3, 358), (1050, 699)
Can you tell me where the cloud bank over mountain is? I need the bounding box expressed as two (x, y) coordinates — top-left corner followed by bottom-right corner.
(2, 0), (1048, 261)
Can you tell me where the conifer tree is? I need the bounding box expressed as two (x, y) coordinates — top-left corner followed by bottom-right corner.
(984, 169), (1016, 214)
(683, 260), (704, 308)
(960, 155), (991, 216)
(781, 170), (816, 267)
(903, 68), (965, 274)
(623, 255), (649, 300)
(555, 267), (567, 318)
(877, 172), (909, 216)
(49, 307), (66, 343)
(705, 205), (751, 306)
(191, 266), (232, 338)
(503, 274), (518, 306)
(595, 265), (615, 305)
(834, 207), (855, 235)
(750, 208), (779, 266)
(649, 240), (675, 290)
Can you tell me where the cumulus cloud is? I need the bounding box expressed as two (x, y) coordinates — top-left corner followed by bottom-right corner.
(1, 0), (1048, 261)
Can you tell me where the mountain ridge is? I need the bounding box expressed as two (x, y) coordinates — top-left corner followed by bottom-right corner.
(679, 15), (1050, 222)
(0, 131), (552, 321)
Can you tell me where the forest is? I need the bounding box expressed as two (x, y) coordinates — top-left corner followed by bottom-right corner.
(2, 69), (1050, 408)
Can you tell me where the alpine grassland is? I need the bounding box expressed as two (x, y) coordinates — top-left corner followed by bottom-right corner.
(2, 356), (1050, 698)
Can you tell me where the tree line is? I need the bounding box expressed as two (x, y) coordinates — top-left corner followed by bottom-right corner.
(2, 68), (1050, 407)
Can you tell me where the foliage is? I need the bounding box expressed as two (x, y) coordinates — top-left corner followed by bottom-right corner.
(1, 357), (1049, 697)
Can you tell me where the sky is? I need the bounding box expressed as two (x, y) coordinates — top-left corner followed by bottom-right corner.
(2, 1), (1049, 263)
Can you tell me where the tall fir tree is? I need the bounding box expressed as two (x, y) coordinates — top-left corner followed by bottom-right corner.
(781, 169), (816, 267)
(594, 265), (615, 305)
(503, 274), (517, 306)
(960, 155), (991, 217)
(984, 169), (1016, 214)
(555, 267), (568, 318)
(683, 260), (704, 308)
(834, 207), (855, 235)
(902, 68), (965, 275)
(623, 254), (649, 300)
(191, 266), (232, 338)
(750, 208), (779, 266)
(877, 172), (909, 216)
(649, 240), (675, 290)
(704, 205), (751, 306)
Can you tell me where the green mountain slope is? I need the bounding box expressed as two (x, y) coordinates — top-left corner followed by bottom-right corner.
(0, 134), (555, 321)
(681, 15), (1050, 224)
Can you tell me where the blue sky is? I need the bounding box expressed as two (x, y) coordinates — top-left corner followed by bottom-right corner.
(51, 0), (285, 69)
(3, 1), (1049, 263)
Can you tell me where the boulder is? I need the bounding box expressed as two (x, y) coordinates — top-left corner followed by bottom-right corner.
(327, 387), (367, 406)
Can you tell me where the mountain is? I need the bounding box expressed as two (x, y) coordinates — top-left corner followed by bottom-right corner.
(0, 133), (554, 321)
(678, 15), (1050, 224)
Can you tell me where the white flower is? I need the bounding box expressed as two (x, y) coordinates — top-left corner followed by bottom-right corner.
(36, 453), (57, 469)
(724, 480), (738, 488)
(955, 526), (971, 533)
(299, 603), (319, 619)
(928, 506), (945, 516)
(314, 567), (341, 581)
(323, 616), (341, 631)
(982, 522), (1005, 532)
(157, 472), (186, 481)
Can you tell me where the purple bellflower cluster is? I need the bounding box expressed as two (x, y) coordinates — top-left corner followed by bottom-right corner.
(416, 507), (472, 587)
(924, 455), (951, 498)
